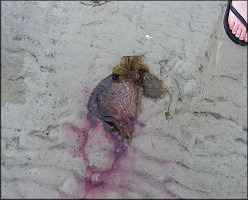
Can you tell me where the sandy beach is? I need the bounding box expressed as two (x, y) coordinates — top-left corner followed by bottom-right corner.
(1, 1), (247, 198)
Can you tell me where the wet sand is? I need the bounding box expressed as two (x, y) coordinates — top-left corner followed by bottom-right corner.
(1, 1), (247, 198)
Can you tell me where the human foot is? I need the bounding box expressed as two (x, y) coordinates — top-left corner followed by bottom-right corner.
(228, 1), (247, 43)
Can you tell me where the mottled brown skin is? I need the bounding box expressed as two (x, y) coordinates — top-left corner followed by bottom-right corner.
(98, 76), (138, 140)
(88, 74), (138, 140)
(88, 56), (148, 140)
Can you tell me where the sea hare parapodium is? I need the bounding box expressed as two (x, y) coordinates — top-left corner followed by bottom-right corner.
(87, 55), (172, 140)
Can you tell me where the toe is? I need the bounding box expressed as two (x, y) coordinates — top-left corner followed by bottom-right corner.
(239, 28), (246, 40)
(228, 19), (235, 30)
(232, 23), (239, 34)
(235, 28), (242, 38)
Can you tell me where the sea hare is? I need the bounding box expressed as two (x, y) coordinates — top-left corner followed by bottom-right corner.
(87, 55), (171, 140)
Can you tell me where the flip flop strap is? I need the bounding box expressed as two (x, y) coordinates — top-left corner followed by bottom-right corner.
(230, 3), (248, 29)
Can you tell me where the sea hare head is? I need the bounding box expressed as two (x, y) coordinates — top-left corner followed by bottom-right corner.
(112, 55), (149, 85)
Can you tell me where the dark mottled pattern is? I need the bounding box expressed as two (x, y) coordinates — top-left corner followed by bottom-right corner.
(88, 74), (138, 137)
(143, 73), (164, 98)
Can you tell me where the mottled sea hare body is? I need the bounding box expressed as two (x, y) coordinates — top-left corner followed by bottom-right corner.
(88, 55), (171, 140)
(88, 74), (138, 140)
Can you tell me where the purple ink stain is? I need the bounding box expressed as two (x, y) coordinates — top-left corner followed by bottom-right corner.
(59, 82), (187, 198)
(61, 110), (132, 198)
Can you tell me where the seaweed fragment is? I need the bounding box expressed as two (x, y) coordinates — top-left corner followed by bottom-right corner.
(79, 1), (112, 7)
